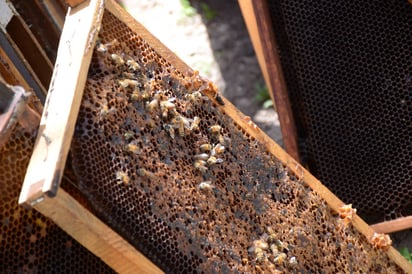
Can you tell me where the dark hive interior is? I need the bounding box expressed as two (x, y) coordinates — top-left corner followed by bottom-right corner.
(67, 10), (403, 273)
(267, 0), (412, 223)
(0, 100), (113, 273)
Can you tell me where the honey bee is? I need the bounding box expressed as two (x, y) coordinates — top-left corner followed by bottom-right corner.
(130, 90), (141, 101)
(132, 89), (150, 101)
(122, 71), (135, 79)
(161, 99), (177, 110)
(253, 239), (269, 251)
(96, 39), (118, 53)
(171, 115), (189, 137)
(208, 125), (221, 134)
(116, 171), (130, 186)
(124, 131), (134, 140)
(185, 91), (204, 104)
(146, 98), (159, 112)
(215, 93), (225, 105)
(140, 90), (151, 101)
(211, 143), (225, 156)
(163, 124), (175, 139)
(218, 134), (225, 145)
(190, 116), (201, 131)
(118, 79), (139, 89)
(126, 59), (140, 71)
(288, 256), (297, 266)
(248, 247), (266, 263)
(194, 160), (208, 173)
(206, 156), (224, 166)
(200, 143), (213, 152)
(153, 91), (168, 101)
(200, 81), (224, 105)
(270, 244), (280, 257)
(207, 156), (217, 166)
(124, 142), (139, 154)
(100, 104), (116, 117)
(96, 43), (108, 53)
(274, 239), (289, 253)
(177, 120), (185, 137)
(198, 181), (215, 192)
(35, 218), (47, 229)
(194, 153), (209, 161)
(371, 232), (392, 250)
(137, 168), (153, 178)
(111, 53), (124, 66)
(273, 252), (287, 265)
(145, 117), (157, 129)
(160, 98), (177, 119)
(338, 204), (357, 226)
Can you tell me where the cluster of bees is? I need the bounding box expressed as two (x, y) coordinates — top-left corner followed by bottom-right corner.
(193, 126), (225, 174)
(96, 39), (227, 189)
(248, 228), (297, 268)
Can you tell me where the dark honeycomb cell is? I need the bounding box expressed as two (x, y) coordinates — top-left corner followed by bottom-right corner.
(267, 0), (412, 223)
(68, 10), (403, 273)
(0, 101), (113, 273)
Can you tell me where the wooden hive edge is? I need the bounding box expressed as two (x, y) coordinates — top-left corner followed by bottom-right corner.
(18, 0), (163, 272)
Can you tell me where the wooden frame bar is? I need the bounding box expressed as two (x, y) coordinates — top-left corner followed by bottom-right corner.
(1, 0), (57, 100)
(0, 46), (32, 89)
(371, 216), (412, 234)
(18, 0), (412, 273)
(33, 188), (162, 273)
(239, 0), (412, 236)
(18, 1), (162, 272)
(5, 11), (54, 89)
(238, 0), (299, 161)
(0, 29), (46, 102)
(19, 0), (104, 203)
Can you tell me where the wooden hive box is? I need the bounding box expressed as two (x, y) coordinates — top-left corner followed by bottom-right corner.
(18, 0), (412, 272)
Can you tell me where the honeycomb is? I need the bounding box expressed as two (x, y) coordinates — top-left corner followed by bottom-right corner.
(0, 97), (113, 273)
(266, 0), (412, 223)
(68, 10), (404, 273)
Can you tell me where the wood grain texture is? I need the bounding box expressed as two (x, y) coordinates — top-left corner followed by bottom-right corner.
(371, 216), (412, 234)
(19, 0), (105, 205)
(238, 0), (300, 161)
(238, 0), (271, 101)
(34, 189), (163, 273)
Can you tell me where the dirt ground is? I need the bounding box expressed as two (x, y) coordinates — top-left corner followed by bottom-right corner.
(118, 0), (284, 146)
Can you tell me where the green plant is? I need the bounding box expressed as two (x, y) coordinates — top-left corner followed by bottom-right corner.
(400, 247), (412, 264)
(255, 82), (273, 109)
(180, 0), (197, 17)
(200, 3), (217, 21)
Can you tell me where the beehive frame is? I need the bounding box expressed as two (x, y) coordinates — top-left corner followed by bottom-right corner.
(239, 0), (412, 229)
(18, 0), (412, 272)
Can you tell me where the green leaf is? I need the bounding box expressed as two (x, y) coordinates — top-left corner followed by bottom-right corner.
(255, 82), (271, 104)
(399, 247), (412, 262)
